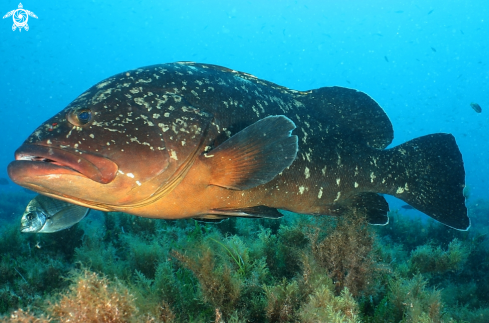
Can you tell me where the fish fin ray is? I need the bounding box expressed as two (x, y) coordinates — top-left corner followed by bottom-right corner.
(302, 87), (393, 149)
(193, 216), (228, 223)
(333, 193), (389, 225)
(351, 193), (389, 225)
(195, 205), (284, 220)
(384, 133), (469, 230)
(207, 115), (298, 190)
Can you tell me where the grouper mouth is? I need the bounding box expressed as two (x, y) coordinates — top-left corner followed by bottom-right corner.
(8, 144), (118, 185)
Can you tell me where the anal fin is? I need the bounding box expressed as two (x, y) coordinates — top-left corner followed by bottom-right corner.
(336, 193), (390, 225)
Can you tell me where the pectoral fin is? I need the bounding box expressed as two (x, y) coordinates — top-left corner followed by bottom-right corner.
(205, 115), (298, 190)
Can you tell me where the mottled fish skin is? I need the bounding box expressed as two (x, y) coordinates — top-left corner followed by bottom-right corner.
(8, 62), (469, 229)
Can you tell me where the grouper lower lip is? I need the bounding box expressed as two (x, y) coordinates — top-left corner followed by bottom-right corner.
(8, 144), (118, 185)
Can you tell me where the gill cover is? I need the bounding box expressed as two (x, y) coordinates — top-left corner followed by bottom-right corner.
(116, 93), (214, 209)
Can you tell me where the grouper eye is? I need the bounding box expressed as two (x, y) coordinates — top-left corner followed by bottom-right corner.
(67, 108), (92, 126)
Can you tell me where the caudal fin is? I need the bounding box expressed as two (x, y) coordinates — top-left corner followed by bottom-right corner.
(381, 134), (469, 230)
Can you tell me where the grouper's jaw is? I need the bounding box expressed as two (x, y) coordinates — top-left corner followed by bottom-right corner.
(9, 144), (118, 185)
(8, 143), (121, 208)
(7, 142), (171, 211)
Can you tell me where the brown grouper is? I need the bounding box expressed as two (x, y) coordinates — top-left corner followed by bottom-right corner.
(8, 62), (470, 230)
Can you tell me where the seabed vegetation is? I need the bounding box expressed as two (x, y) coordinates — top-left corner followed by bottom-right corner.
(0, 191), (488, 322)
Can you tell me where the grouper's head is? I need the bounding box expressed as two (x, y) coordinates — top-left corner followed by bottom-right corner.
(8, 65), (213, 211)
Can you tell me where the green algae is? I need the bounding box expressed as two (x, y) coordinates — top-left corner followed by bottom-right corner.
(0, 191), (488, 322)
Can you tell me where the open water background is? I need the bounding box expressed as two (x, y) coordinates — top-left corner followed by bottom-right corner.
(0, 0), (487, 207)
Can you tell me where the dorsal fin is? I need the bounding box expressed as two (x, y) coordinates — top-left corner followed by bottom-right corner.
(176, 62), (393, 149)
(301, 86), (394, 149)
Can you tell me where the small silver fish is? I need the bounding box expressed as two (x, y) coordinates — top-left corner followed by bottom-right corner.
(470, 102), (482, 113)
(21, 195), (90, 233)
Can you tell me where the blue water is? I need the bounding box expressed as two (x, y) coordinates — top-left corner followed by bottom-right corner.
(0, 0), (487, 200)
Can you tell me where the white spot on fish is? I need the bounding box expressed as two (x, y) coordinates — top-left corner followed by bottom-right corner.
(134, 97), (145, 105)
(66, 127), (76, 139)
(301, 128), (308, 144)
(334, 191), (341, 202)
(136, 181), (142, 186)
(336, 178), (341, 186)
(371, 157), (378, 167)
(321, 166), (327, 175)
(370, 172), (376, 182)
(127, 173), (135, 178)
(170, 150), (178, 160)
(318, 187), (323, 199)
(158, 123), (169, 132)
(136, 78), (152, 84)
(304, 167), (310, 179)
(397, 183), (409, 193)
(89, 134), (95, 139)
(47, 139), (52, 145)
(299, 186), (305, 195)
(354, 182), (359, 188)
(96, 80), (112, 89)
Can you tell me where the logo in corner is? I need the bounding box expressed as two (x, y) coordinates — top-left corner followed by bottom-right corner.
(3, 3), (37, 32)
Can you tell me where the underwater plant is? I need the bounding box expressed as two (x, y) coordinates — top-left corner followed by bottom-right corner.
(173, 246), (242, 320)
(1, 191), (489, 322)
(309, 210), (378, 297)
(408, 239), (468, 275)
(49, 270), (137, 322)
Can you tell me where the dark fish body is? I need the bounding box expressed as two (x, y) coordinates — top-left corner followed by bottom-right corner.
(470, 102), (482, 113)
(8, 62), (469, 230)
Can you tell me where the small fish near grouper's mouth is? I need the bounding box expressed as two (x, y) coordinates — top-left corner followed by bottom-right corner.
(9, 144), (118, 185)
(7, 62), (470, 231)
(20, 194), (90, 233)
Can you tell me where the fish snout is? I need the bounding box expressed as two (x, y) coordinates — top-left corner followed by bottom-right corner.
(9, 144), (118, 185)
